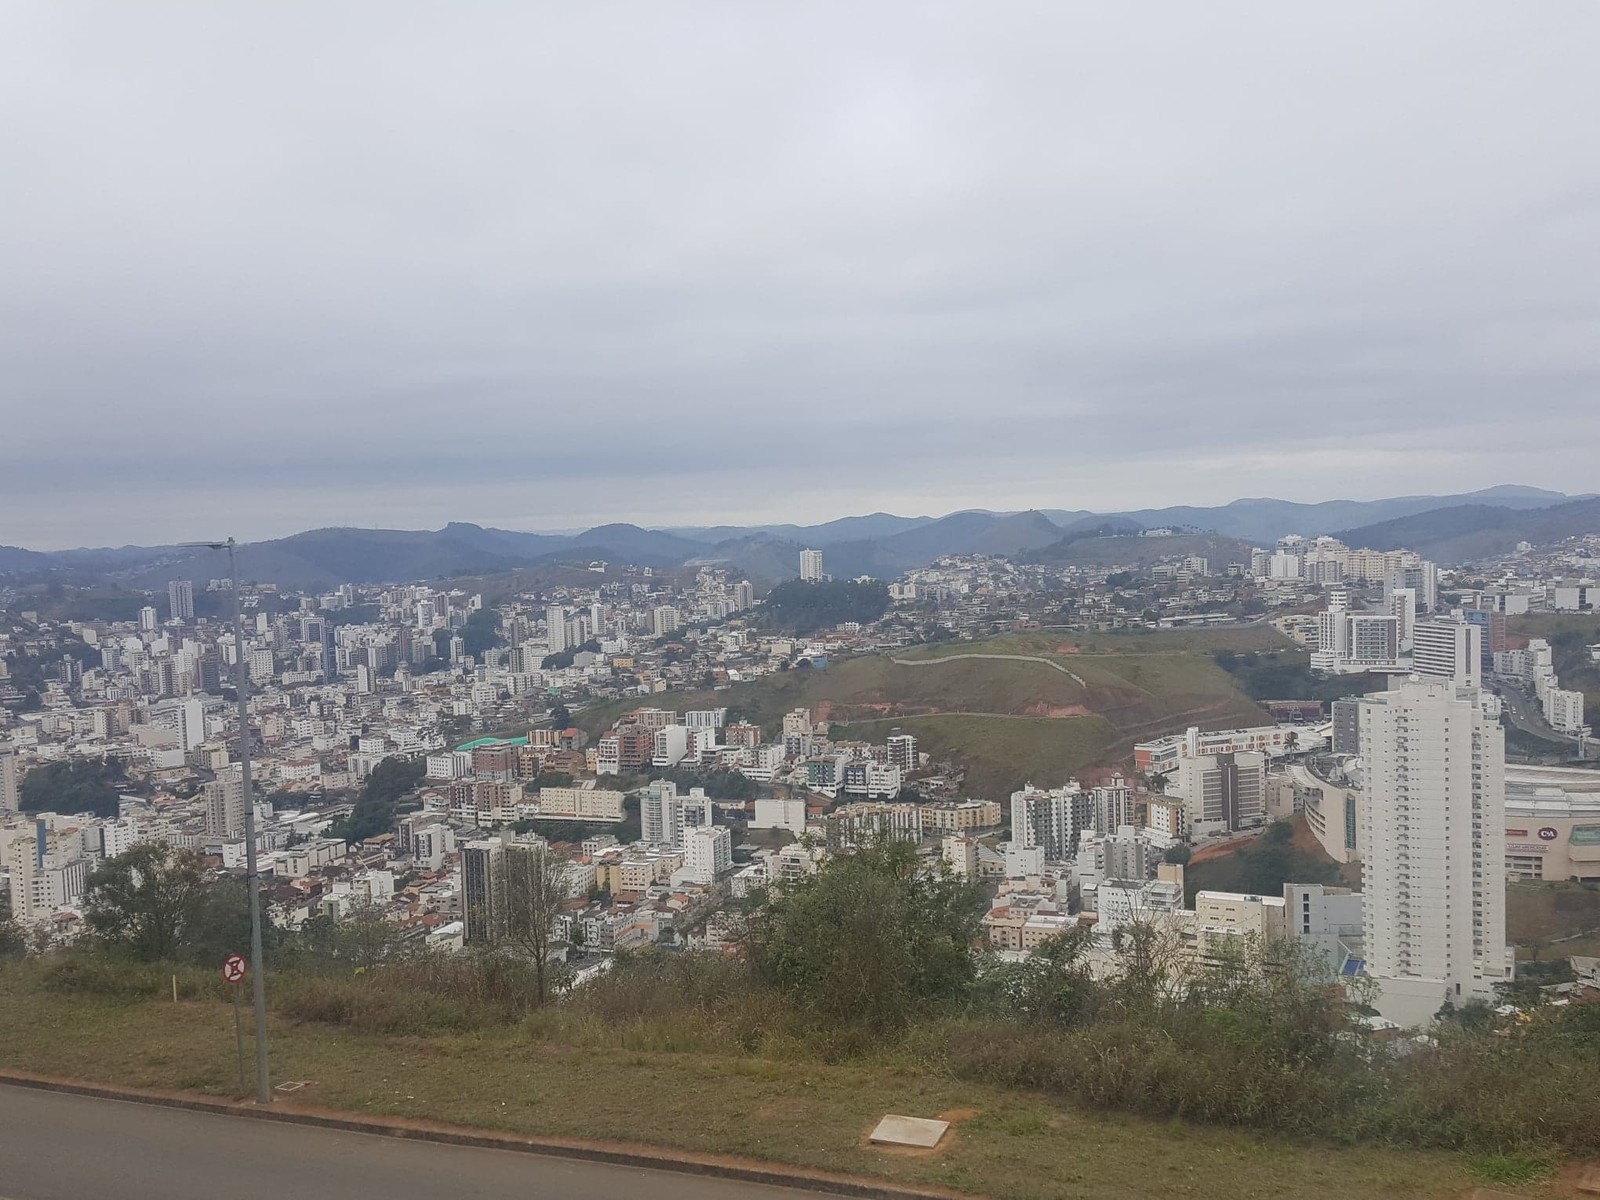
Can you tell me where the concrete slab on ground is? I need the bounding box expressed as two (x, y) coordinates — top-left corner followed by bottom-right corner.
(869, 1116), (949, 1149)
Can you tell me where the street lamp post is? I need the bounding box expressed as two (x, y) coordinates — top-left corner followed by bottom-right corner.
(183, 538), (270, 1103)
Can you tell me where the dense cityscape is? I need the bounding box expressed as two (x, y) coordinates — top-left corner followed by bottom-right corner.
(5, 518), (1597, 1034)
(5, 4), (1600, 1197)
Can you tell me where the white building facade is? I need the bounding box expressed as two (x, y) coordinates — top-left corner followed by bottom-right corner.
(1358, 677), (1511, 1025)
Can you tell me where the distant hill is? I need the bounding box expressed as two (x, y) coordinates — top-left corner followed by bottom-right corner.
(1335, 496), (1600, 563)
(0, 545), (53, 573)
(671, 512), (936, 546)
(1106, 486), (1579, 543)
(1030, 532), (1254, 569)
(4, 485), (1590, 589)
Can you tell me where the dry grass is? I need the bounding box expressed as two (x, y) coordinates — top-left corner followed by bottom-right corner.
(1507, 881), (1600, 951)
(0, 963), (1500, 1200)
(577, 629), (1278, 797)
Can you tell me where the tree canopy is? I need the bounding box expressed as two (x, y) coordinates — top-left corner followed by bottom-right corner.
(743, 839), (983, 1030)
(328, 756), (426, 844)
(541, 642), (600, 671)
(20, 757), (127, 819)
(1184, 820), (1340, 903)
(92, 853), (276, 967)
(461, 607), (505, 658)
(754, 580), (889, 636)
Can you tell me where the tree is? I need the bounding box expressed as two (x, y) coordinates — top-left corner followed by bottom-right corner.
(328, 756), (426, 844)
(0, 909), (27, 961)
(1146, 770), (1171, 794)
(548, 703), (572, 730)
(182, 877), (279, 966)
(754, 579), (891, 636)
(743, 840), (983, 1030)
(83, 844), (208, 961)
(20, 757), (127, 818)
(296, 900), (406, 968)
(981, 925), (1100, 1025)
(460, 607), (505, 658)
(496, 844), (570, 1006)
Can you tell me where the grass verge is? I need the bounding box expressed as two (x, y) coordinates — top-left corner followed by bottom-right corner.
(0, 962), (1523, 1200)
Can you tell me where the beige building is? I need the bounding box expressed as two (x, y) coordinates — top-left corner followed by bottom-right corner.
(941, 834), (979, 879)
(1194, 890), (1287, 959)
(1503, 766), (1600, 882)
(534, 785), (624, 822)
(1289, 763), (1362, 865)
(983, 894), (1076, 952)
(920, 799), (1002, 832)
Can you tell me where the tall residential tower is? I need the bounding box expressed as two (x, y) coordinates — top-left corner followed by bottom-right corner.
(1358, 676), (1511, 1025)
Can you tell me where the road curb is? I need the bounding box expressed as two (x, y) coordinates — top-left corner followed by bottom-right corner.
(0, 1070), (969, 1200)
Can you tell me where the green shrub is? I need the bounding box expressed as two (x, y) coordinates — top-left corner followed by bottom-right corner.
(273, 952), (545, 1034)
(41, 955), (166, 999)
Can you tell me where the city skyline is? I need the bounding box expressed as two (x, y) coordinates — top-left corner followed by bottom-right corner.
(4, 3), (1599, 547)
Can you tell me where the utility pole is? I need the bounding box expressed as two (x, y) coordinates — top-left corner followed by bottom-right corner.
(183, 538), (271, 1103)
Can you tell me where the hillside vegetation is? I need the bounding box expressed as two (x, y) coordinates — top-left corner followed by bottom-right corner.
(583, 628), (1282, 796)
(1337, 496), (1600, 564)
(1510, 613), (1600, 715)
(752, 579), (889, 635)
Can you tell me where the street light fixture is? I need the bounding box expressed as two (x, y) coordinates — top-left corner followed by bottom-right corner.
(179, 538), (270, 1103)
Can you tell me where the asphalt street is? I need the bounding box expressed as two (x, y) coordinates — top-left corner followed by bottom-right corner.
(1497, 683), (1585, 748)
(0, 1084), (842, 1200)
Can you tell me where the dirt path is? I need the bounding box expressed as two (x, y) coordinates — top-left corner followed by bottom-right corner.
(892, 652), (1088, 688)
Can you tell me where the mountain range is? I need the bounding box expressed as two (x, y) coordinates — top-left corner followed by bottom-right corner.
(1, 486), (1594, 590)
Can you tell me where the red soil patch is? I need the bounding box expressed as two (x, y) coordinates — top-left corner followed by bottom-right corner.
(1188, 832), (1262, 865)
(1022, 701), (1093, 718)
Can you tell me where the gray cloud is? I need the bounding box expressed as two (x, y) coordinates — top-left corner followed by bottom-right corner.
(2, 2), (1598, 548)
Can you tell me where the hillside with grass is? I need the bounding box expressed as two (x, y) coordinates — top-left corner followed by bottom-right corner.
(582, 627), (1285, 796)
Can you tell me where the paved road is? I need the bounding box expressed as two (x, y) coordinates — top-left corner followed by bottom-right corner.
(0, 1085), (835, 1200)
(1497, 683), (1585, 747)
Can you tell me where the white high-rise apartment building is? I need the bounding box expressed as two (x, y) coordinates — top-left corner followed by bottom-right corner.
(799, 549), (824, 582)
(640, 780), (713, 849)
(886, 732), (918, 772)
(0, 750), (19, 814)
(1173, 751), (1266, 834)
(204, 766), (246, 839)
(168, 579), (195, 622)
(1411, 619), (1481, 688)
(545, 605), (567, 654)
(1010, 784), (1091, 862)
(682, 825), (732, 884)
(177, 698), (208, 752)
(1358, 677), (1511, 1025)
(139, 605), (159, 632)
(7, 835), (89, 922)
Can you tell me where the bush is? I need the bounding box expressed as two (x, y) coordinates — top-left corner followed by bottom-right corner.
(543, 950), (796, 1055)
(743, 840), (983, 1031)
(274, 952), (545, 1034)
(38, 955), (230, 1002)
(41, 955), (166, 999)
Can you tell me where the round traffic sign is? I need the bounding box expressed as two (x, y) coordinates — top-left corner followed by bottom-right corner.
(221, 953), (248, 983)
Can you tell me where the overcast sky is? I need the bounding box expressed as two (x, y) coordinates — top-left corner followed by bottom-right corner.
(3, 3), (1597, 549)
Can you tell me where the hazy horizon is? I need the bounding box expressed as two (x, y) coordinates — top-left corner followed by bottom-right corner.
(7, 479), (1582, 553)
(4, 3), (1598, 548)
